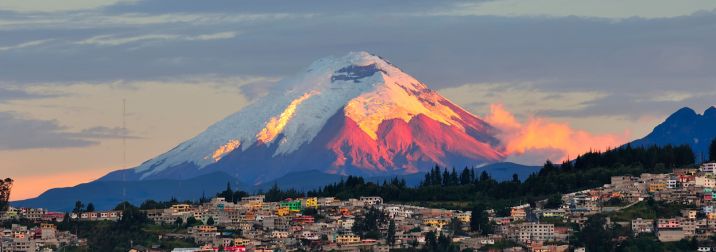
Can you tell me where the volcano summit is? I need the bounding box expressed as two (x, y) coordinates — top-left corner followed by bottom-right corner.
(102, 52), (506, 184)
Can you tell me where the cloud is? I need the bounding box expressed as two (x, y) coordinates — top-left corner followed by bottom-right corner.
(0, 87), (57, 103)
(0, 39), (52, 51)
(0, 111), (96, 150)
(71, 126), (140, 139)
(76, 31), (238, 46)
(444, 0), (716, 19)
(191, 31), (237, 41)
(485, 104), (626, 164)
(0, 0), (133, 13)
(0, 111), (142, 150)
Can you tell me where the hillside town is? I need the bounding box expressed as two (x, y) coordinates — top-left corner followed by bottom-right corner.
(3, 162), (716, 251)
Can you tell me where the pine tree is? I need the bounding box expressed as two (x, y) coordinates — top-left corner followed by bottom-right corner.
(479, 171), (490, 182)
(386, 220), (396, 246)
(459, 167), (471, 185)
(73, 201), (84, 214)
(432, 165), (442, 186)
(470, 204), (491, 235)
(449, 168), (459, 185)
(86, 203), (95, 212)
(442, 169), (450, 186)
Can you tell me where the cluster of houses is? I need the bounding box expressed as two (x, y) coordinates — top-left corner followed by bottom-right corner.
(496, 162), (716, 251)
(0, 206), (123, 223)
(611, 162), (716, 245)
(142, 195), (481, 251)
(0, 223), (82, 252)
(4, 162), (716, 251)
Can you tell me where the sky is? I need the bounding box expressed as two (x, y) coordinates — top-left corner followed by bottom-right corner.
(1, 0), (716, 201)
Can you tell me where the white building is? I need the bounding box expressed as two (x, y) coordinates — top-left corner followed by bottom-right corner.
(667, 179), (678, 189)
(702, 163), (716, 173)
(360, 197), (383, 206)
(514, 223), (555, 242)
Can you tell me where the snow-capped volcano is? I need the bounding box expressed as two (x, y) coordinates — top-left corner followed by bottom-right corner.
(102, 52), (505, 183)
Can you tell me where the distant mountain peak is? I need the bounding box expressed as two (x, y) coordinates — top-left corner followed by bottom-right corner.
(666, 107), (698, 121)
(629, 106), (716, 161)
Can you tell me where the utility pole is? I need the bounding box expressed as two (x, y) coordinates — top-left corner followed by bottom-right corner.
(122, 99), (127, 211)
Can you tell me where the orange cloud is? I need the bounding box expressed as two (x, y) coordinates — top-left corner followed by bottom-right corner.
(485, 104), (626, 163)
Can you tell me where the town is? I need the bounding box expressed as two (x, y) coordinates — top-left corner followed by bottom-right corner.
(2, 162), (716, 251)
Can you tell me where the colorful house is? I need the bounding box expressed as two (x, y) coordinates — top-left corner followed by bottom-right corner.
(304, 197), (318, 208)
(280, 199), (302, 212)
(292, 215), (315, 224)
(423, 218), (449, 228)
(276, 207), (290, 216)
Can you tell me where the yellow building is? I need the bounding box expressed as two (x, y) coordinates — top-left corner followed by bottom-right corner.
(276, 207), (290, 217)
(40, 223), (56, 229)
(241, 195), (265, 209)
(336, 234), (361, 244)
(304, 197), (318, 208)
(197, 225), (218, 233)
(511, 208), (527, 220)
(170, 204), (192, 214)
(708, 213), (716, 220)
(648, 183), (667, 192)
(456, 213), (471, 223)
(423, 219), (449, 228)
(233, 238), (251, 246)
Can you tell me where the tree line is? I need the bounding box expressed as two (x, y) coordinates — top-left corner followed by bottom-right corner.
(298, 144), (697, 210)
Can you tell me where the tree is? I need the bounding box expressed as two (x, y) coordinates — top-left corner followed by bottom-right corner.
(442, 169), (450, 186)
(352, 207), (384, 239)
(185, 216), (200, 227)
(217, 182), (234, 202)
(58, 212), (71, 230)
(73, 201), (84, 214)
(479, 171), (490, 182)
(86, 203), (95, 212)
(113, 201), (136, 211)
(387, 220), (396, 246)
(469, 204), (491, 235)
(710, 138), (716, 162)
(140, 200), (163, 210)
(424, 231), (438, 251)
(448, 217), (465, 236)
(575, 215), (613, 251)
(459, 168), (471, 185)
(449, 168), (459, 185)
(544, 194), (563, 209)
(207, 216), (215, 226)
(0, 178), (12, 211)
(174, 217), (184, 226)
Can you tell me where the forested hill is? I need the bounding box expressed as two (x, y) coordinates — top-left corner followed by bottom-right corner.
(281, 144), (696, 210)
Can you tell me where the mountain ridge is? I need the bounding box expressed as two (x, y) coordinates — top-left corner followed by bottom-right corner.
(14, 162), (540, 211)
(629, 106), (716, 161)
